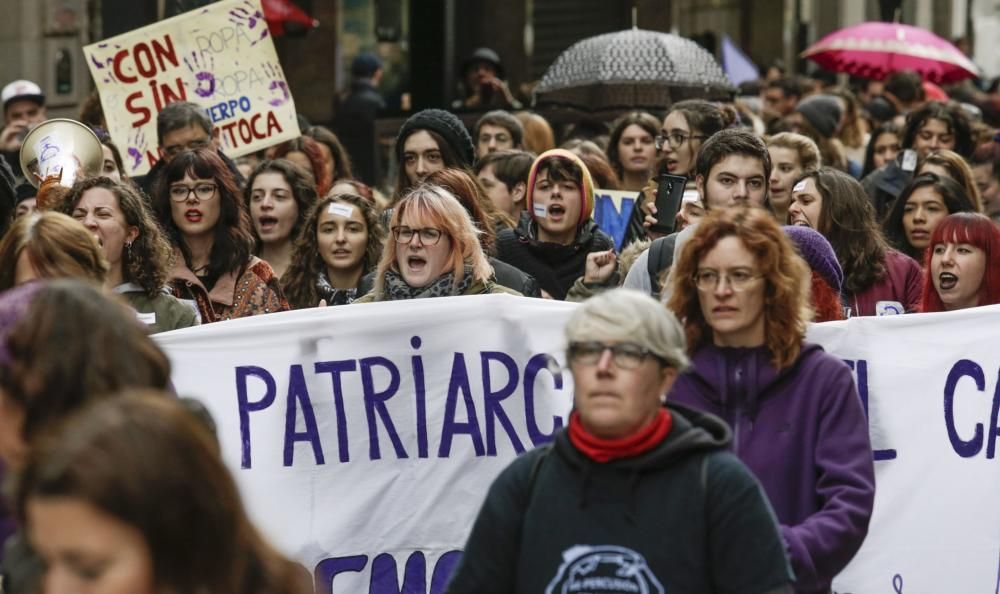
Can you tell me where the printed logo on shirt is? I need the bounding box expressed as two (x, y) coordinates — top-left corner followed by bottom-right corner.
(545, 544), (665, 594)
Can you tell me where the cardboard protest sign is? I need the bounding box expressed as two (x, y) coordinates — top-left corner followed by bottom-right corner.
(156, 298), (1000, 593)
(83, 0), (298, 176)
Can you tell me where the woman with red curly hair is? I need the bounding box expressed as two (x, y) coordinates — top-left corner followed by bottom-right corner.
(666, 206), (874, 594)
(921, 212), (1000, 312)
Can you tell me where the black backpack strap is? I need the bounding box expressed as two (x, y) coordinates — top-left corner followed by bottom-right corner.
(647, 234), (677, 299)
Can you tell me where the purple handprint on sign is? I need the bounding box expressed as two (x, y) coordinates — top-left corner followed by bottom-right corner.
(229, 1), (269, 44)
(260, 62), (290, 107)
(126, 128), (148, 171)
(183, 51), (217, 98)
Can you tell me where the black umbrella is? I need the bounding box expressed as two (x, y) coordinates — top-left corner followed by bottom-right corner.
(534, 28), (736, 112)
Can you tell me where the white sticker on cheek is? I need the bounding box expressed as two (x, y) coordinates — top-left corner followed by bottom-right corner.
(792, 180), (807, 193)
(533, 203), (547, 218)
(327, 203), (354, 218)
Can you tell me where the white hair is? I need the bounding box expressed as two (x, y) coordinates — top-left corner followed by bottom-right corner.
(565, 288), (690, 371)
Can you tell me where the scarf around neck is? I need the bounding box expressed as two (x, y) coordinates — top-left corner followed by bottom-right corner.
(382, 265), (474, 301)
(568, 409), (673, 463)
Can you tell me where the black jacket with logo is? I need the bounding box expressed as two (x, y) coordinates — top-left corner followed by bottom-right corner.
(446, 403), (795, 594)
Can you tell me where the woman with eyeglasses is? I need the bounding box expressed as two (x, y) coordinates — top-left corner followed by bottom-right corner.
(635, 100), (737, 238)
(448, 289), (795, 594)
(666, 206), (875, 594)
(354, 184), (521, 302)
(153, 148), (289, 323)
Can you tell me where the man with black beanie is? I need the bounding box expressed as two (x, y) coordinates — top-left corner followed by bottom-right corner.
(393, 108), (476, 199)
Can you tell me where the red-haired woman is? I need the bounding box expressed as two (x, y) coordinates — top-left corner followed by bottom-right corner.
(667, 206), (875, 594)
(921, 212), (1000, 312)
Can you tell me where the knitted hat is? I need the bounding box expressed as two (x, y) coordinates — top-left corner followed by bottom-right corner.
(396, 109), (475, 169)
(783, 225), (843, 294)
(525, 148), (595, 226)
(794, 95), (843, 138)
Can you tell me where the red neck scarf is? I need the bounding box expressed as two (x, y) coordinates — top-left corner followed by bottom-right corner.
(568, 409), (673, 463)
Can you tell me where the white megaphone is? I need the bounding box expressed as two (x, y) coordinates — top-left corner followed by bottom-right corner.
(19, 118), (104, 188)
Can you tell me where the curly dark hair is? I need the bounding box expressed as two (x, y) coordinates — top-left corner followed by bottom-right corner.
(59, 177), (175, 298)
(153, 148), (255, 281)
(883, 173), (977, 261)
(243, 159), (318, 254)
(281, 193), (384, 309)
(902, 101), (974, 158)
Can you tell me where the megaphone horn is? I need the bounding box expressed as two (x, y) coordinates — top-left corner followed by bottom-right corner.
(19, 118), (104, 189)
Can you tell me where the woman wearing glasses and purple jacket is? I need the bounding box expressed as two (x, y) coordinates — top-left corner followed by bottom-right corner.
(666, 206), (875, 594)
(354, 184), (521, 302)
(153, 148), (289, 323)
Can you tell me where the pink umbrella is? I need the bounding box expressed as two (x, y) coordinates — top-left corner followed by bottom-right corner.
(801, 22), (979, 84)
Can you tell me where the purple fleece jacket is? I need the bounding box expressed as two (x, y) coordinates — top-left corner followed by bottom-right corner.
(668, 342), (875, 594)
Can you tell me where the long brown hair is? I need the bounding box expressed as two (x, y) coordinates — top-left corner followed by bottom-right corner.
(0, 212), (108, 291)
(16, 393), (310, 594)
(797, 167), (890, 294)
(0, 279), (171, 443)
(281, 193), (384, 309)
(668, 207), (811, 369)
(60, 177), (174, 298)
(153, 148), (255, 280)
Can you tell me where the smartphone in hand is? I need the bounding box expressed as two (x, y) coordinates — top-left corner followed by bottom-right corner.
(649, 173), (687, 235)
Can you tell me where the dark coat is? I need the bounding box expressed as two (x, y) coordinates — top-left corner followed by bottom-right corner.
(446, 404), (795, 594)
(495, 214), (614, 300)
(334, 79), (385, 187)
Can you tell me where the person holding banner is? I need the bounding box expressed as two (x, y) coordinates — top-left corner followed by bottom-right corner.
(355, 185), (521, 302)
(60, 177), (199, 333)
(921, 212), (1000, 312)
(246, 159), (318, 280)
(282, 192), (383, 307)
(667, 207), (875, 594)
(153, 148), (289, 323)
(447, 289), (794, 594)
(15, 394), (311, 594)
(788, 167), (923, 316)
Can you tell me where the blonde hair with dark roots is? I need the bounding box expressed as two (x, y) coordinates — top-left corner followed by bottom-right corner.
(0, 212), (109, 291)
(372, 184), (492, 299)
(60, 177), (175, 298)
(281, 193), (384, 309)
(667, 206), (811, 369)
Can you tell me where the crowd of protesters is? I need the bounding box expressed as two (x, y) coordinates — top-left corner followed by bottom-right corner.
(0, 36), (998, 594)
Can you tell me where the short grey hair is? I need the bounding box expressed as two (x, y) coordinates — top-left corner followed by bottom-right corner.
(156, 101), (213, 147)
(565, 288), (690, 371)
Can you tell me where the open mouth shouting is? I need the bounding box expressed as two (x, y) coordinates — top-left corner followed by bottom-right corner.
(257, 215), (279, 234)
(406, 254), (427, 274)
(185, 209), (203, 223)
(937, 272), (958, 291)
(547, 203), (566, 221)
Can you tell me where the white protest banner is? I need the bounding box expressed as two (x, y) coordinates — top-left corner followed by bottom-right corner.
(156, 295), (577, 594)
(811, 306), (1000, 593)
(156, 298), (1000, 594)
(83, 0), (299, 176)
